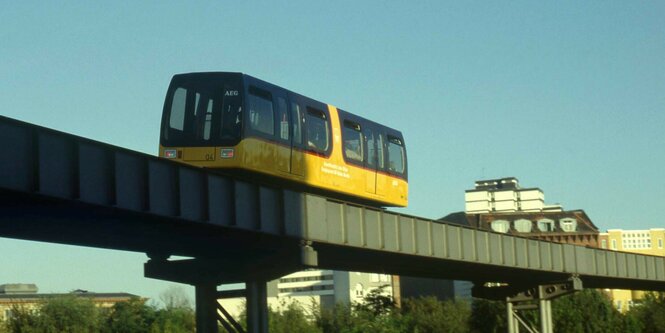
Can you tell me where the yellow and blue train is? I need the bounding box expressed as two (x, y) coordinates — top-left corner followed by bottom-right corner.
(159, 72), (408, 207)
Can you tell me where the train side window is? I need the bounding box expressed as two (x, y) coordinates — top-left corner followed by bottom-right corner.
(169, 88), (216, 142)
(276, 97), (289, 141)
(342, 120), (363, 163)
(387, 136), (405, 174)
(169, 88), (187, 132)
(305, 107), (329, 153)
(220, 86), (242, 141)
(201, 98), (214, 140)
(377, 133), (385, 169)
(248, 86), (274, 136)
(291, 102), (303, 145)
(366, 131), (376, 167)
(366, 130), (385, 169)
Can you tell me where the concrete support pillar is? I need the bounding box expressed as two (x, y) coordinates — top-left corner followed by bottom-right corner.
(195, 283), (219, 333)
(246, 280), (268, 333)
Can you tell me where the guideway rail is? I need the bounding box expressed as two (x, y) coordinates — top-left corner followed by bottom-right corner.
(1, 115), (665, 333)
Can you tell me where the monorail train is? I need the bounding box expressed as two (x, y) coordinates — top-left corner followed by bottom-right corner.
(159, 72), (408, 207)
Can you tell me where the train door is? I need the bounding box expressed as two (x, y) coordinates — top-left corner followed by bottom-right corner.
(274, 94), (304, 176)
(364, 127), (387, 196)
(246, 85), (279, 173)
(289, 99), (305, 176)
(364, 128), (378, 194)
(273, 93), (291, 174)
(375, 132), (387, 196)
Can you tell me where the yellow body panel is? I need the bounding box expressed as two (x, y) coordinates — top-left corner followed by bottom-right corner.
(159, 105), (407, 207)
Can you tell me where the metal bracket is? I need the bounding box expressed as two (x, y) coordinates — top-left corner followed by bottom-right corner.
(144, 243), (318, 285)
(508, 275), (583, 303)
(504, 276), (583, 333)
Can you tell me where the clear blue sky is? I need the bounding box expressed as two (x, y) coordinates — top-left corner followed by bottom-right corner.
(1, 1), (664, 304)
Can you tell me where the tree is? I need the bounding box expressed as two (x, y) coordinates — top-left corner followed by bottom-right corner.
(36, 295), (102, 333)
(159, 286), (192, 310)
(150, 307), (195, 333)
(0, 293), (198, 333)
(315, 302), (356, 333)
(149, 286), (195, 333)
(470, 298), (507, 333)
(268, 300), (321, 333)
(552, 289), (625, 333)
(104, 297), (156, 333)
(627, 292), (665, 333)
(352, 285), (396, 317)
(402, 296), (471, 333)
(4, 304), (41, 333)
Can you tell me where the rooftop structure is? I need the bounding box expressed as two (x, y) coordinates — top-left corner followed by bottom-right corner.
(0, 284), (38, 295)
(465, 177), (562, 214)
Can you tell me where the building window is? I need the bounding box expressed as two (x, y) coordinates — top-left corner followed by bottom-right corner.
(559, 218), (577, 232)
(380, 274), (390, 283)
(279, 284), (334, 294)
(491, 220), (510, 233)
(622, 232), (652, 249)
(370, 273), (380, 283)
(611, 239), (617, 250)
(601, 239), (607, 249)
(537, 219), (555, 232)
(355, 283), (364, 298)
(659, 239), (663, 249)
(514, 219), (532, 233)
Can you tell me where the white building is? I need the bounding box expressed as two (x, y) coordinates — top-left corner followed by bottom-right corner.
(218, 270), (393, 317)
(465, 177), (561, 214)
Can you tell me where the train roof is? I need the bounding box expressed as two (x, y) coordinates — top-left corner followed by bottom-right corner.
(172, 72), (404, 138)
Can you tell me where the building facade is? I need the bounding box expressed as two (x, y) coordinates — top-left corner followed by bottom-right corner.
(0, 283), (139, 322)
(451, 210), (600, 247)
(432, 178), (601, 301)
(447, 177), (600, 247)
(218, 270), (394, 317)
(598, 228), (665, 312)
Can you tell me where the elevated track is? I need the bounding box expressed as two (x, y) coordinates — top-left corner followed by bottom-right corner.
(1, 115), (664, 332)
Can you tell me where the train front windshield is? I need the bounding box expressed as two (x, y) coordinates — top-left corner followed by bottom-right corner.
(161, 76), (243, 147)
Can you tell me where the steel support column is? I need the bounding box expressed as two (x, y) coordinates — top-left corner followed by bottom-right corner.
(539, 299), (551, 333)
(246, 281), (268, 333)
(502, 276), (582, 333)
(196, 283), (219, 333)
(507, 301), (516, 333)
